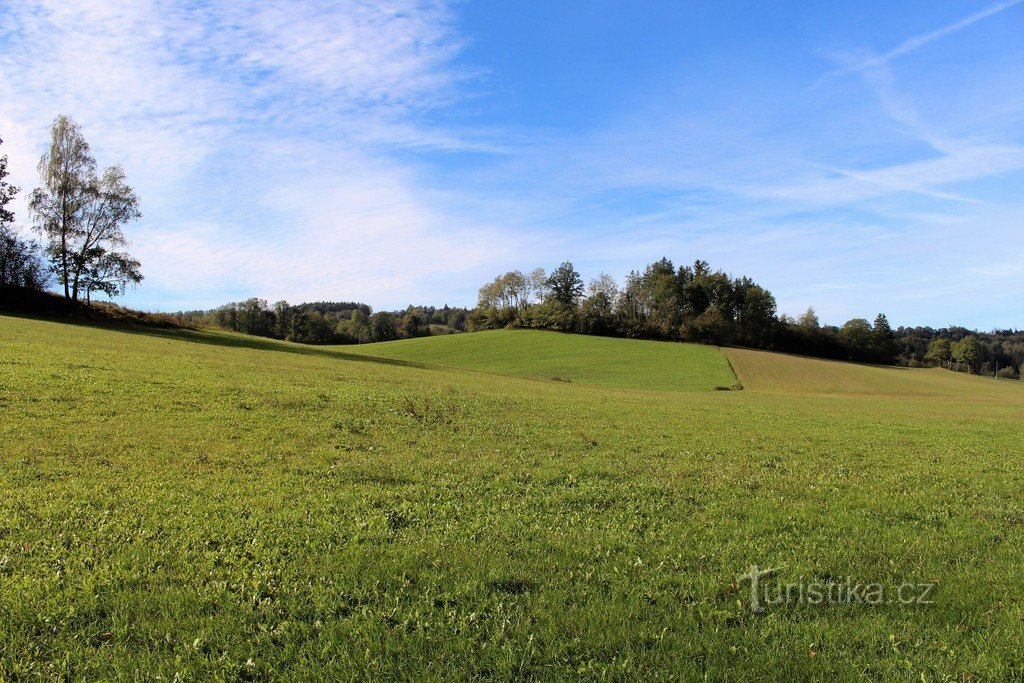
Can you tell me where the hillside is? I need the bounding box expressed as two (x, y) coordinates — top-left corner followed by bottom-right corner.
(345, 329), (738, 392)
(724, 346), (1024, 402)
(0, 286), (189, 329)
(3, 315), (1024, 679)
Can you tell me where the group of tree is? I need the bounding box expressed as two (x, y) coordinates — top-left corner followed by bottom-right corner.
(914, 329), (1021, 379)
(172, 299), (471, 345)
(473, 258), (782, 350)
(1, 135), (48, 290)
(774, 310), (898, 365)
(0, 116), (142, 302)
(470, 259), (1021, 379)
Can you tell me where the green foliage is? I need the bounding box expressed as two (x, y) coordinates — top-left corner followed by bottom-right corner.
(996, 365), (1019, 380)
(1, 137), (48, 291)
(293, 310), (334, 344)
(925, 338), (952, 366)
(28, 116), (95, 298)
(952, 335), (983, 373)
(839, 318), (873, 358)
(736, 283), (776, 347)
(2, 315), (1024, 679)
(0, 226), (49, 291)
(477, 270), (530, 312)
(176, 301), (472, 346)
(78, 250), (142, 302)
(336, 307), (370, 343)
(797, 306), (819, 329)
(577, 291), (615, 335)
(369, 312), (397, 342)
(894, 327), (1024, 377)
(871, 313), (895, 363)
(474, 257), (779, 350)
(0, 135), (17, 228)
(525, 297), (576, 332)
(545, 261), (584, 307)
(686, 305), (730, 345)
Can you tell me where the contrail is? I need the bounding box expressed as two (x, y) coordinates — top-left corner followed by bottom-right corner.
(814, 0), (1023, 85)
(867, 0), (1023, 68)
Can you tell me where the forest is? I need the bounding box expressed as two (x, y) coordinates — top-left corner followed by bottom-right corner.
(171, 300), (471, 345)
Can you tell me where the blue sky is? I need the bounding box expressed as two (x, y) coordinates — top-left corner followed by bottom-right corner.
(1, 1), (1022, 328)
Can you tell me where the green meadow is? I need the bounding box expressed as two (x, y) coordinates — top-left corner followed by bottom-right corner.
(346, 329), (738, 392)
(3, 315), (1024, 680)
(723, 346), (1024, 401)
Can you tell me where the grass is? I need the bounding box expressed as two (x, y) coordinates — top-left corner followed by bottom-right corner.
(724, 346), (1024, 402)
(346, 329), (739, 392)
(2, 315), (1024, 680)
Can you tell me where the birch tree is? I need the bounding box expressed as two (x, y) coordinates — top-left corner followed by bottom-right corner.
(29, 116), (141, 301)
(29, 116), (96, 299)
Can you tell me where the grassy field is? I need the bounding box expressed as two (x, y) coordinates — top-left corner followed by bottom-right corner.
(724, 346), (1024, 402)
(3, 316), (1024, 680)
(346, 329), (738, 392)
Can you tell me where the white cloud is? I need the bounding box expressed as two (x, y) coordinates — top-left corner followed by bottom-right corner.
(0, 0), (514, 309)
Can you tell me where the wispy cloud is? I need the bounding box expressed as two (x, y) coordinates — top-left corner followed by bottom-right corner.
(0, 0), (514, 307)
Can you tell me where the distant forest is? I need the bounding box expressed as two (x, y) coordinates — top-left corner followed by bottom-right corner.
(172, 300), (470, 345)
(171, 258), (1022, 380)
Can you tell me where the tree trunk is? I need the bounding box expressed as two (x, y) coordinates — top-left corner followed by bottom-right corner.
(61, 233), (69, 299)
(60, 179), (70, 299)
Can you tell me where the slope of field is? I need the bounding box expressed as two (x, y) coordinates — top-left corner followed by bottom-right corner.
(3, 314), (1024, 680)
(724, 346), (1024, 402)
(345, 329), (738, 392)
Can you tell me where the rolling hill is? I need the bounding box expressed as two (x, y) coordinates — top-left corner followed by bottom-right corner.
(2, 315), (1023, 680)
(344, 329), (739, 392)
(724, 346), (1024, 402)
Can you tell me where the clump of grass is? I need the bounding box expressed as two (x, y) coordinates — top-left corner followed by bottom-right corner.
(400, 395), (459, 426)
(486, 577), (534, 595)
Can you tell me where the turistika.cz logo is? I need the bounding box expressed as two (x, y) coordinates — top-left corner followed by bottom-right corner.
(736, 565), (938, 614)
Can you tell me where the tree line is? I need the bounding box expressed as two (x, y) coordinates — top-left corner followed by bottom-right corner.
(902, 328), (1021, 379)
(471, 258), (778, 347)
(0, 117), (143, 302)
(172, 298), (472, 345)
(104, 255), (1024, 380)
(469, 260), (1021, 379)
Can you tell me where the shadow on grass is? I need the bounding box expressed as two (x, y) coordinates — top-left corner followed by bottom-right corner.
(1, 309), (432, 372)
